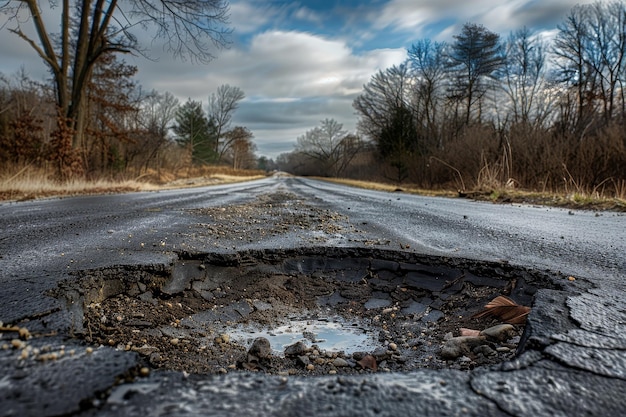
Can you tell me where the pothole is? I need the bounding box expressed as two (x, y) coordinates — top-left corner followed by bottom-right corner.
(51, 247), (562, 376)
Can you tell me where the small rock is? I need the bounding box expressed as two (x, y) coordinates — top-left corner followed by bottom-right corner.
(284, 341), (308, 357)
(11, 339), (25, 349)
(332, 358), (349, 367)
(170, 338), (180, 346)
(306, 364), (315, 371)
(247, 337), (272, 365)
(473, 345), (496, 356)
(392, 354), (407, 363)
(329, 369), (337, 375)
(18, 327), (30, 340)
(372, 347), (391, 361)
(357, 355), (378, 371)
(139, 367), (150, 377)
(388, 342), (398, 351)
(496, 346), (511, 353)
(480, 324), (515, 342)
(296, 356), (310, 367)
(439, 336), (486, 360)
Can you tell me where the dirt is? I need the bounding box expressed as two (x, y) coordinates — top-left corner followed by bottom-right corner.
(185, 191), (373, 246)
(53, 191), (555, 377)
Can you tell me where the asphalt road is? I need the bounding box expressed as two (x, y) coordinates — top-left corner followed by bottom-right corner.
(1, 176), (625, 416)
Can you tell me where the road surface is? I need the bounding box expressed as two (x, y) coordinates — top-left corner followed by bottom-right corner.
(1, 176), (624, 416)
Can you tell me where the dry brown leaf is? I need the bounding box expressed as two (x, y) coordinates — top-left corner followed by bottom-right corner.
(357, 354), (377, 371)
(472, 295), (530, 325)
(460, 328), (481, 337)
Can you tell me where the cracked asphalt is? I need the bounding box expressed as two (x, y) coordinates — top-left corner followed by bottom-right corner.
(0, 176), (624, 416)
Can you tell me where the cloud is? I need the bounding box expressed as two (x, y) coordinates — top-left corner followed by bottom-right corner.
(373, 0), (598, 40)
(132, 29), (405, 157)
(228, 1), (280, 34)
(293, 6), (324, 24)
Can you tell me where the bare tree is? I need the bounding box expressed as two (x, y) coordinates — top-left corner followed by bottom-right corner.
(139, 90), (179, 173)
(447, 23), (504, 125)
(553, 4), (595, 130)
(353, 64), (417, 182)
(586, 1), (626, 120)
(295, 118), (363, 177)
(502, 27), (553, 128)
(407, 39), (448, 148)
(0, 0), (231, 172)
(206, 84), (245, 158)
(223, 126), (256, 170)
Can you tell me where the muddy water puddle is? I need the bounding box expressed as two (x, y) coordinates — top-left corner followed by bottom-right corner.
(51, 247), (562, 376)
(230, 318), (377, 355)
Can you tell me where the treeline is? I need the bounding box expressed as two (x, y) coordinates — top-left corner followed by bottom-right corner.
(280, 1), (626, 197)
(0, 57), (256, 181)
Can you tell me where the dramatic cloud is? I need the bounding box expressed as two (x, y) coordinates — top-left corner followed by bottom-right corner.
(131, 29), (405, 156)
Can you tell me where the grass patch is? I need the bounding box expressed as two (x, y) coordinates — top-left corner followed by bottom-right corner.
(316, 177), (626, 212)
(0, 165), (267, 202)
(313, 177), (457, 197)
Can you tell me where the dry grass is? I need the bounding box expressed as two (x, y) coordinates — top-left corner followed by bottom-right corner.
(317, 177), (626, 212)
(0, 164), (267, 202)
(313, 177), (457, 198)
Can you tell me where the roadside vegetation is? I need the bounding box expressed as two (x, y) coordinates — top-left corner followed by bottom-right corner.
(0, 165), (266, 202)
(278, 1), (626, 211)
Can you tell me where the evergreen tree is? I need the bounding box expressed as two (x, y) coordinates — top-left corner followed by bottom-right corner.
(173, 99), (217, 165)
(447, 23), (504, 125)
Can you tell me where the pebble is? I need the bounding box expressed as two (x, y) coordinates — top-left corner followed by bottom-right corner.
(214, 334), (230, 344)
(284, 341), (307, 357)
(480, 324), (515, 342)
(170, 338), (180, 346)
(332, 358), (349, 367)
(18, 327), (30, 339)
(439, 336), (486, 360)
(139, 367), (150, 377)
(247, 337), (272, 361)
(306, 364), (315, 371)
(496, 346), (511, 353)
(329, 370), (337, 375)
(296, 356), (310, 367)
(11, 339), (25, 349)
(388, 342), (398, 351)
(473, 345), (496, 357)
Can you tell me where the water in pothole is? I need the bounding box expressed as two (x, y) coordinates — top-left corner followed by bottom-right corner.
(230, 318), (378, 355)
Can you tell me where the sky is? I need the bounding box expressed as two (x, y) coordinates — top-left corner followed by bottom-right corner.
(0, 0), (599, 158)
